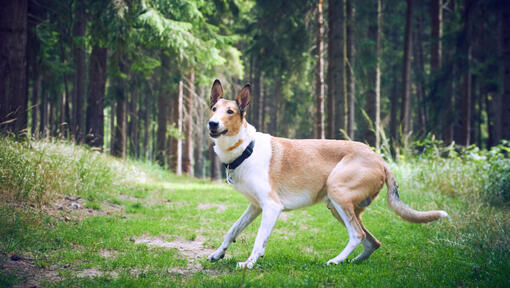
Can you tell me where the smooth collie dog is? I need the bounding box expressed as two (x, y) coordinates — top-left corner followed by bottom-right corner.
(206, 80), (448, 269)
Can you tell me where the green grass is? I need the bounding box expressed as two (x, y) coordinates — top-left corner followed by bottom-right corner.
(0, 137), (509, 287)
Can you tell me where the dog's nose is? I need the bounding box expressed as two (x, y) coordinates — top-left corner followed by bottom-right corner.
(208, 121), (219, 130)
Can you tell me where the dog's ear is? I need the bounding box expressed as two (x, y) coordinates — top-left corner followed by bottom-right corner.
(210, 79), (223, 108)
(235, 83), (251, 118)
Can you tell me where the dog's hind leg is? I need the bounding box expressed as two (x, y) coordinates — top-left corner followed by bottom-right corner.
(326, 198), (365, 265)
(237, 200), (282, 269)
(208, 204), (261, 262)
(351, 217), (381, 262)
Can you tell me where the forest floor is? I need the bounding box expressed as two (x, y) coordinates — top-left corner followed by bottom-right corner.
(0, 139), (509, 287)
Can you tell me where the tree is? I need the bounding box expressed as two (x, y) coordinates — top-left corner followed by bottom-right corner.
(170, 80), (183, 175)
(459, 0), (473, 146)
(400, 0), (413, 142)
(366, 0), (382, 149)
(0, 0), (28, 135)
(327, 0), (344, 139)
(501, 9), (510, 140)
(111, 57), (128, 159)
(183, 68), (195, 175)
(315, 0), (325, 139)
(71, 0), (87, 142)
(346, 0), (356, 139)
(156, 52), (169, 166)
(85, 46), (107, 148)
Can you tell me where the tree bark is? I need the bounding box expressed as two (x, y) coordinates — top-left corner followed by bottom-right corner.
(270, 77), (282, 136)
(128, 83), (138, 158)
(183, 68), (194, 176)
(170, 80), (183, 175)
(346, 0), (356, 140)
(257, 71), (265, 131)
(85, 46), (107, 149)
(315, 0), (325, 139)
(460, 0), (472, 146)
(143, 86), (150, 160)
(111, 59), (128, 159)
(156, 52), (169, 166)
(0, 0), (28, 135)
(400, 0), (413, 142)
(502, 10), (510, 140)
(71, 0), (86, 143)
(31, 59), (41, 137)
(414, 18), (427, 135)
(430, 0), (443, 71)
(209, 143), (221, 181)
(40, 89), (49, 138)
(194, 85), (205, 178)
(327, 0), (344, 139)
(366, 0), (381, 148)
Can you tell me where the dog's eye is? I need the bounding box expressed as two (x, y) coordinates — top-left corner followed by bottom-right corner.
(212, 107), (217, 112)
(227, 109), (234, 115)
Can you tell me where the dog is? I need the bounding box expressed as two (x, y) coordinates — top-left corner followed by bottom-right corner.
(206, 79), (448, 269)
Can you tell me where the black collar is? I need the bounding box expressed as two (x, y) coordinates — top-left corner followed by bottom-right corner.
(223, 140), (255, 170)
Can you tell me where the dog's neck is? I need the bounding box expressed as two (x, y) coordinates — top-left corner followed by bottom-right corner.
(213, 121), (257, 165)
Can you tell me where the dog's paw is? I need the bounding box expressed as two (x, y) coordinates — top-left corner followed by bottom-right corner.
(326, 257), (346, 266)
(236, 260), (255, 269)
(207, 250), (225, 262)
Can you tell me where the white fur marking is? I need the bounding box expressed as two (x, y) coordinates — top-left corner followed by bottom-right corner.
(327, 198), (362, 265)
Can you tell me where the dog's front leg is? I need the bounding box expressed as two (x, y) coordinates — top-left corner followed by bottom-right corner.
(237, 201), (282, 269)
(208, 204), (261, 262)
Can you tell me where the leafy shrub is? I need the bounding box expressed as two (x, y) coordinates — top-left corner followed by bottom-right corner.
(484, 158), (510, 205)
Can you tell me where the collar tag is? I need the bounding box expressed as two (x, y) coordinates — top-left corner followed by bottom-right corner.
(226, 167), (234, 184)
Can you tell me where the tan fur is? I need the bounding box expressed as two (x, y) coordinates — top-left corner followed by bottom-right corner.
(227, 140), (243, 151)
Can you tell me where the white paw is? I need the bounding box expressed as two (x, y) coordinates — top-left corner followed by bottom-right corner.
(236, 260), (255, 269)
(326, 257), (346, 266)
(207, 250), (225, 262)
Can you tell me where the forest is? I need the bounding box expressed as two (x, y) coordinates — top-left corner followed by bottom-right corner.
(1, 0), (508, 177)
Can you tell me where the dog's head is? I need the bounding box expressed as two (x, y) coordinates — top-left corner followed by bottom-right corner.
(208, 79), (251, 138)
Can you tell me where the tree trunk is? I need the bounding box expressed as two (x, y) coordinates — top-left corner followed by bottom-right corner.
(346, 0), (356, 140)
(400, 0), (413, 142)
(111, 59), (128, 159)
(31, 60), (41, 137)
(430, 0), (443, 71)
(366, 0), (381, 148)
(0, 0), (28, 135)
(257, 71), (265, 131)
(183, 68), (194, 176)
(390, 65), (399, 153)
(460, 0), (472, 146)
(40, 89), (49, 138)
(128, 84), (138, 158)
(143, 87), (150, 160)
(315, 0), (325, 139)
(85, 46), (107, 149)
(414, 19), (427, 135)
(170, 80), (183, 175)
(209, 143), (221, 181)
(270, 77), (282, 136)
(156, 52), (169, 166)
(194, 85), (205, 178)
(110, 101), (115, 153)
(502, 10), (510, 140)
(327, 0), (344, 139)
(71, 0), (86, 143)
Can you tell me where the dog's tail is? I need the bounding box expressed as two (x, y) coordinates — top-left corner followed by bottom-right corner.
(384, 164), (448, 223)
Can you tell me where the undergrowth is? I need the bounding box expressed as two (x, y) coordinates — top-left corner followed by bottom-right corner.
(0, 137), (152, 206)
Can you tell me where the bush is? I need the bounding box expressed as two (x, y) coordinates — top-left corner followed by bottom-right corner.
(484, 158), (510, 205)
